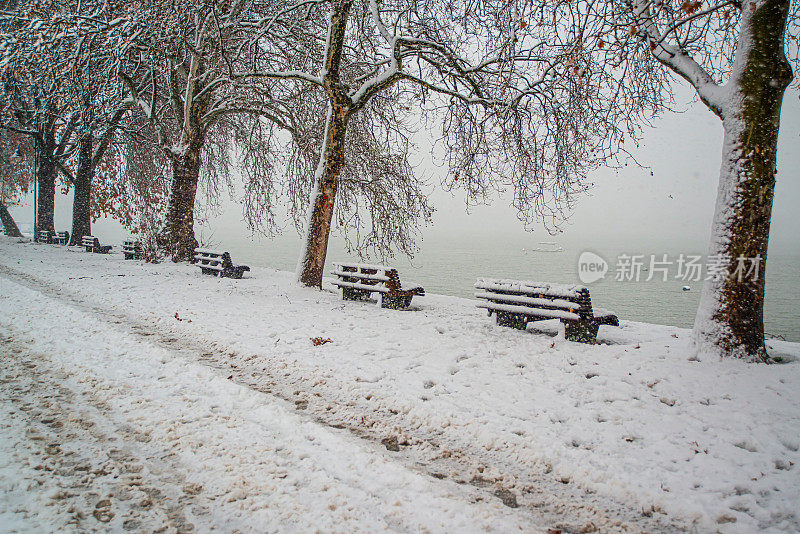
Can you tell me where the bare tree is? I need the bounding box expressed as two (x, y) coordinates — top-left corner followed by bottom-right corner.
(111, 122), (171, 259)
(236, 0), (643, 288)
(52, 2), (134, 245)
(0, 74), (77, 237)
(1, 1), (165, 245)
(546, 0), (797, 360)
(253, 0), (796, 360)
(113, 0), (301, 261)
(0, 2), (84, 236)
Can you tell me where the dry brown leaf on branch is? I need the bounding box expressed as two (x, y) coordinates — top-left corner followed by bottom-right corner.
(681, 0), (702, 13)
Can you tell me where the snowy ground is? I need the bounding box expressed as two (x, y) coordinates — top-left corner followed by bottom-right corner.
(1, 236), (798, 533)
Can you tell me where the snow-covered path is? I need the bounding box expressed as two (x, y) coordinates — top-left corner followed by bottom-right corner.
(1, 237), (798, 532)
(0, 276), (537, 532)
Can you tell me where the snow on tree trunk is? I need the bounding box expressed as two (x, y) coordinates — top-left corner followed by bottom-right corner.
(694, 0), (793, 361)
(0, 202), (22, 237)
(69, 135), (93, 246)
(161, 139), (203, 263)
(296, 105), (348, 288)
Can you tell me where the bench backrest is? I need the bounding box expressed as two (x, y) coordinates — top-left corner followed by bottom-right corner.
(123, 240), (142, 250)
(332, 263), (394, 286)
(82, 235), (99, 247)
(194, 248), (232, 268)
(474, 278), (595, 321)
(38, 230), (51, 241)
(51, 231), (68, 244)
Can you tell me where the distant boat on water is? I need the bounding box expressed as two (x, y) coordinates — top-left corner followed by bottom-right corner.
(523, 242), (564, 253)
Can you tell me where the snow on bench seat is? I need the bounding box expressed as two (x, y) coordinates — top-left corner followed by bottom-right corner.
(476, 301), (581, 322)
(475, 278), (586, 299)
(331, 269), (390, 282)
(473, 290), (581, 311)
(333, 279), (391, 293)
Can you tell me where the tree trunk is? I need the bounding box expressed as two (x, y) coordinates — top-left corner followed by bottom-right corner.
(295, 0), (353, 288)
(69, 135), (93, 246)
(161, 138), (203, 262)
(36, 150), (56, 237)
(693, 0), (792, 361)
(296, 105), (349, 287)
(0, 202), (22, 237)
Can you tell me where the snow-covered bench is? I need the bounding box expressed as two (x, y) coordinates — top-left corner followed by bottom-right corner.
(52, 231), (69, 245)
(193, 248), (250, 279)
(40, 230), (69, 245)
(331, 262), (424, 309)
(82, 235), (112, 254)
(37, 229), (51, 243)
(123, 240), (143, 260)
(474, 278), (619, 343)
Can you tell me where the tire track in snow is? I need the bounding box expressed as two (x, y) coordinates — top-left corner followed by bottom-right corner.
(0, 263), (689, 533)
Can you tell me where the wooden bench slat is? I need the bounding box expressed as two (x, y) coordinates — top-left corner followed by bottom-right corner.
(475, 278), (585, 299)
(197, 263), (225, 271)
(477, 301), (581, 322)
(331, 269), (390, 282)
(474, 291), (581, 311)
(331, 279), (391, 293)
(195, 255), (224, 263)
(338, 262), (389, 272)
(194, 248), (224, 256)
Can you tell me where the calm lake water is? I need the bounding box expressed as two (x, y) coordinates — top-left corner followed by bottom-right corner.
(217, 232), (800, 343)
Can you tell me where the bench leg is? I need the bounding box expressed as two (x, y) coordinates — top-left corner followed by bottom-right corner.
(221, 268), (245, 279)
(496, 311), (528, 330)
(342, 287), (370, 301)
(563, 321), (599, 343)
(381, 295), (413, 309)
